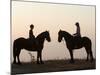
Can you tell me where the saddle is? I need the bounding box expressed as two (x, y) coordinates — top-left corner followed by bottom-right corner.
(73, 36), (82, 48)
(28, 38), (38, 48)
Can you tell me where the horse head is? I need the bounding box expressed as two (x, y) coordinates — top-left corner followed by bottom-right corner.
(58, 30), (72, 42)
(58, 29), (63, 42)
(44, 30), (51, 42)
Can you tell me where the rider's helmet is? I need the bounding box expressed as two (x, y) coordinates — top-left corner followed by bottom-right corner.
(30, 24), (34, 29)
(75, 22), (79, 27)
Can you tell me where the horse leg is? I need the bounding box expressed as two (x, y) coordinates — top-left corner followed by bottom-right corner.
(85, 46), (93, 62)
(90, 50), (94, 62)
(39, 51), (44, 64)
(16, 49), (21, 64)
(85, 48), (89, 61)
(69, 50), (74, 63)
(13, 45), (17, 64)
(86, 54), (89, 61)
(13, 53), (16, 64)
(37, 51), (40, 64)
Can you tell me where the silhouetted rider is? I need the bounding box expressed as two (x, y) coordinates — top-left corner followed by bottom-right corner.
(73, 22), (81, 37)
(29, 24), (35, 40)
(29, 24), (37, 46)
(73, 22), (81, 48)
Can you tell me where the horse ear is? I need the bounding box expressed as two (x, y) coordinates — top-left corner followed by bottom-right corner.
(46, 30), (49, 32)
(60, 29), (61, 31)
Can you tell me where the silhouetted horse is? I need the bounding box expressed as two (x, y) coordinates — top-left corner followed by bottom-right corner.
(13, 31), (51, 64)
(58, 30), (93, 63)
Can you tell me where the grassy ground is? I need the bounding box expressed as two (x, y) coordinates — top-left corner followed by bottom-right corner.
(11, 59), (96, 75)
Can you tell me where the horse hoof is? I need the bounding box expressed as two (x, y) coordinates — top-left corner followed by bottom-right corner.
(41, 62), (44, 64)
(13, 61), (17, 64)
(17, 62), (22, 65)
(90, 59), (94, 63)
(70, 60), (74, 63)
(86, 59), (89, 61)
(37, 62), (40, 64)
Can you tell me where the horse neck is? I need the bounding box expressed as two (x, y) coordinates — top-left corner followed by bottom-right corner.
(62, 31), (72, 42)
(36, 33), (45, 44)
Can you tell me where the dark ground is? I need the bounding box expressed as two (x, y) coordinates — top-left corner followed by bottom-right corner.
(11, 59), (96, 75)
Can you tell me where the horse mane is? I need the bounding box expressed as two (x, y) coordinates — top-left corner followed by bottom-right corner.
(61, 30), (72, 38)
(36, 31), (47, 39)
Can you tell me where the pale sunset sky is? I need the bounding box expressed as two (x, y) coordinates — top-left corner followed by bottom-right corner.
(12, 1), (95, 62)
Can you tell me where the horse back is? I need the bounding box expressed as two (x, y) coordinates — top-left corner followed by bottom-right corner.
(14, 37), (38, 50)
(82, 37), (91, 42)
(82, 37), (92, 45)
(14, 37), (26, 43)
(14, 37), (27, 48)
